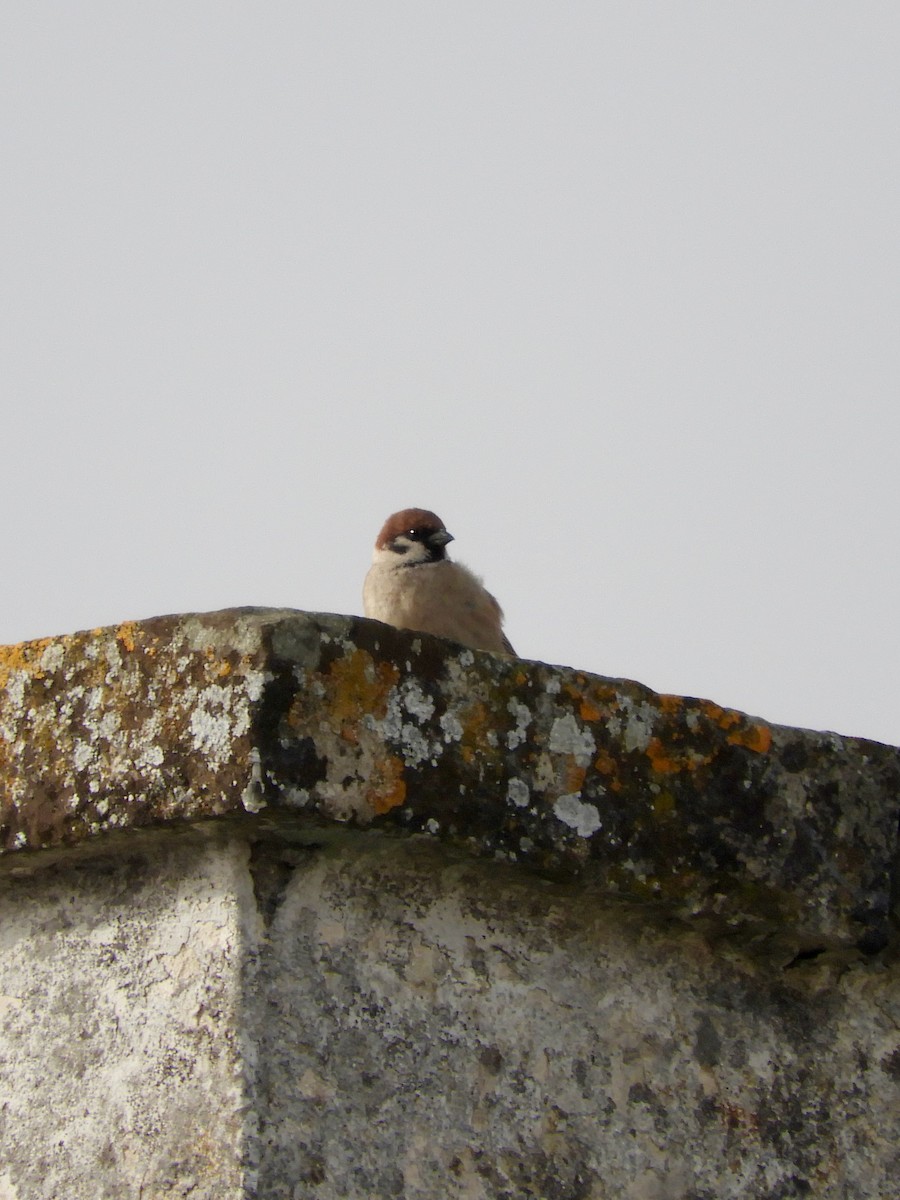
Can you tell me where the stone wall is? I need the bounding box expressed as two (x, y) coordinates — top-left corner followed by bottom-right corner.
(0, 610), (898, 1198)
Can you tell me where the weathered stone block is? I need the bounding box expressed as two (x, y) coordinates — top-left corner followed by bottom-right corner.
(1, 609), (898, 948)
(0, 835), (252, 1199)
(0, 609), (898, 1197)
(247, 835), (900, 1200)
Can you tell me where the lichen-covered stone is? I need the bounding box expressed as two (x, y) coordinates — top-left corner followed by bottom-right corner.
(248, 835), (900, 1200)
(1, 609), (900, 1197)
(3, 831), (897, 1199)
(1, 608), (898, 949)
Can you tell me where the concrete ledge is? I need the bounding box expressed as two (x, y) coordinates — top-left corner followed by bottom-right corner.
(2, 608), (898, 949)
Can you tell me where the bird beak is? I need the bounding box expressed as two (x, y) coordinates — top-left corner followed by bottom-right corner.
(427, 530), (454, 549)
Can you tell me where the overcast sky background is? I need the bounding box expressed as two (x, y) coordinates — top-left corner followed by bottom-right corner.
(2, 4), (898, 746)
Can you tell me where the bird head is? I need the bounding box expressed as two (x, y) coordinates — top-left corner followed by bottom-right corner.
(373, 508), (454, 565)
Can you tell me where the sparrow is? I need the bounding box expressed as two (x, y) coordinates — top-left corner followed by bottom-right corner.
(363, 508), (516, 655)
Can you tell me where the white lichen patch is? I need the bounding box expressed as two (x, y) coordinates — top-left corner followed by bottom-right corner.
(507, 779), (530, 808)
(97, 709), (121, 740)
(138, 712), (163, 747)
(553, 794), (602, 838)
(531, 753), (557, 794)
(506, 699), (532, 750)
(377, 683), (441, 769)
(242, 669), (267, 704)
(617, 699), (657, 753)
(443, 653), (477, 694)
(241, 752), (267, 813)
(281, 785), (310, 808)
(181, 672), (262, 770)
(440, 711), (463, 743)
(317, 780), (368, 822)
(103, 639), (123, 676)
(5, 673), (26, 710)
(548, 714), (596, 765)
(189, 689), (235, 766)
(137, 744), (165, 770)
(397, 723), (432, 769)
(39, 642), (66, 676)
(399, 680), (435, 724)
(73, 741), (95, 772)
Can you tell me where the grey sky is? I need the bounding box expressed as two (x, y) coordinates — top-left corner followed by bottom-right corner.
(2, 4), (898, 745)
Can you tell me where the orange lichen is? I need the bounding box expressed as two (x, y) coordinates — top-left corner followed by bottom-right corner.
(369, 754), (407, 814)
(727, 724), (772, 754)
(326, 649), (399, 725)
(457, 700), (497, 765)
(701, 701), (742, 732)
(563, 680), (605, 723)
(340, 724), (360, 747)
(203, 647), (234, 678)
(659, 694), (685, 715)
(285, 649), (398, 742)
(564, 761), (588, 794)
(593, 744), (626, 792)
(646, 738), (691, 776)
(115, 622), (139, 653)
(0, 637), (55, 689)
(593, 749), (618, 776)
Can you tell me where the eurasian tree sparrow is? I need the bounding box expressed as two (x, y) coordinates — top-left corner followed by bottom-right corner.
(363, 508), (515, 655)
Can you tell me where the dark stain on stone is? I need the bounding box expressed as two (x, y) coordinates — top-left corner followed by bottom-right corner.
(880, 1046), (900, 1081)
(479, 1045), (503, 1074)
(253, 629), (328, 799)
(627, 1081), (657, 1105)
(784, 947), (827, 969)
(694, 1013), (722, 1068)
(248, 840), (314, 925)
(781, 741), (810, 773)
